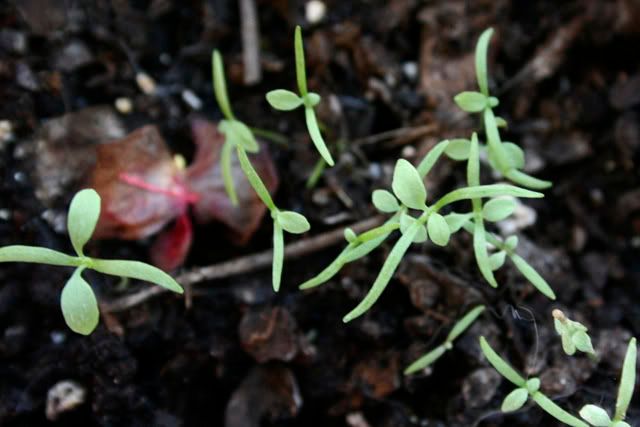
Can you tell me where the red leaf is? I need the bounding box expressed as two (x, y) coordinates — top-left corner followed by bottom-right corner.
(150, 213), (193, 272)
(187, 118), (279, 244)
(91, 125), (186, 240)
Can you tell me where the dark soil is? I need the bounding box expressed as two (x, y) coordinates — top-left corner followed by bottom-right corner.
(1, 1), (639, 426)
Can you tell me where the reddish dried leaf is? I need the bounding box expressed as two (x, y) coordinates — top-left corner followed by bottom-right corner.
(91, 125), (186, 240)
(150, 213), (193, 272)
(187, 118), (279, 244)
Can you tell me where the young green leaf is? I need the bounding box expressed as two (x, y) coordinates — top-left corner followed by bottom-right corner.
(276, 211), (311, 234)
(473, 219), (498, 287)
(446, 305), (485, 342)
(427, 213), (450, 246)
(614, 337), (637, 421)
(294, 26), (308, 96)
(392, 159), (427, 210)
(404, 345), (447, 374)
(304, 107), (335, 166)
(475, 28), (493, 96)
(501, 388), (528, 412)
(433, 184), (543, 210)
(303, 92), (321, 108)
(579, 405), (611, 426)
(444, 139), (471, 161)
(417, 140), (450, 176)
(266, 89), (303, 111)
(454, 91), (488, 112)
(236, 146), (277, 211)
(444, 212), (472, 233)
(0, 246), (79, 266)
(343, 223), (419, 322)
(505, 235), (519, 251)
(504, 168), (552, 190)
(400, 214), (427, 243)
(212, 50), (235, 120)
(220, 119), (259, 153)
(220, 141), (239, 205)
(91, 259), (183, 293)
(479, 336), (526, 386)
(483, 197), (516, 222)
(372, 190), (400, 213)
(60, 267), (99, 335)
(68, 189), (101, 256)
(572, 330), (595, 354)
(344, 228), (357, 243)
(489, 251), (507, 270)
(531, 393), (589, 427)
(272, 221), (284, 292)
(503, 142), (525, 169)
(510, 254), (556, 300)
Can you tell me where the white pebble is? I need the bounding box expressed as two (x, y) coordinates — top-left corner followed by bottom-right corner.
(135, 71), (156, 95)
(181, 89), (202, 110)
(115, 97), (133, 114)
(46, 380), (86, 421)
(306, 0), (326, 24)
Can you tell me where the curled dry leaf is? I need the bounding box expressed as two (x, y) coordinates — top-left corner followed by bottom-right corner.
(90, 119), (278, 270)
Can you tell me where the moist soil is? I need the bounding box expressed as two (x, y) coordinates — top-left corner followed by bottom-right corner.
(0, 1), (639, 426)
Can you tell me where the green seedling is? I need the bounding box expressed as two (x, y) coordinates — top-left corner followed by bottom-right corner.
(266, 26), (334, 166)
(0, 189), (183, 335)
(212, 50), (312, 291)
(480, 336), (589, 427)
(454, 28), (551, 190)
(299, 29), (556, 323)
(579, 337), (636, 427)
(553, 309), (595, 357)
(405, 305), (485, 374)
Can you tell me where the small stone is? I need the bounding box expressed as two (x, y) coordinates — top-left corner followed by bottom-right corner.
(402, 62), (418, 81)
(305, 0), (327, 24)
(45, 380), (86, 421)
(181, 89), (202, 110)
(0, 120), (14, 144)
(114, 97), (133, 114)
(238, 306), (304, 363)
(462, 368), (502, 408)
(497, 199), (537, 235)
(136, 71), (157, 95)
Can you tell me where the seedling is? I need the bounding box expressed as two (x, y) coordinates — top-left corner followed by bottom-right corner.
(553, 309), (596, 357)
(0, 189), (183, 335)
(480, 336), (589, 427)
(299, 28), (557, 323)
(266, 26), (334, 166)
(579, 337), (636, 427)
(212, 51), (311, 291)
(405, 305), (485, 374)
(455, 28), (552, 190)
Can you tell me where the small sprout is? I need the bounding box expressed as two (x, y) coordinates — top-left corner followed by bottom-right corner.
(405, 305), (485, 374)
(0, 189), (183, 335)
(454, 91), (489, 112)
(552, 309), (595, 356)
(482, 197), (517, 222)
(266, 26), (334, 166)
(426, 212), (450, 246)
(344, 228), (357, 243)
(444, 138), (472, 161)
(275, 211), (311, 234)
(480, 337), (589, 427)
(580, 405), (613, 427)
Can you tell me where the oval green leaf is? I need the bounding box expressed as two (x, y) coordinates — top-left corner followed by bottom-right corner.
(501, 388), (528, 413)
(68, 189), (101, 256)
(277, 211), (310, 234)
(579, 405), (611, 427)
(372, 189), (400, 213)
(454, 91), (488, 113)
(444, 139), (472, 160)
(392, 159), (427, 210)
(61, 268), (99, 335)
(266, 89), (303, 111)
(483, 197), (516, 222)
(427, 213), (450, 246)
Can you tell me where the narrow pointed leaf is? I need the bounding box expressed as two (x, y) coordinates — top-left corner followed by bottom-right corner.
(473, 219), (498, 287)
(446, 305), (485, 342)
(68, 189), (101, 256)
(392, 159), (427, 210)
(475, 28), (493, 96)
(266, 89), (303, 111)
(417, 140), (449, 177)
(60, 268), (99, 335)
(572, 331), (595, 354)
(434, 184), (543, 209)
(0, 246), (78, 266)
(277, 211), (310, 234)
(221, 141), (239, 205)
(343, 224), (419, 322)
(294, 26), (308, 95)
(479, 336), (526, 386)
(272, 222), (284, 291)
(501, 388), (528, 412)
(427, 213), (450, 246)
(236, 146), (277, 211)
(489, 251), (507, 270)
(614, 337), (637, 421)
(504, 168), (553, 190)
(91, 259), (183, 293)
(404, 345), (447, 374)
(511, 254), (556, 299)
(304, 107), (335, 166)
(531, 393), (589, 427)
(212, 50), (235, 120)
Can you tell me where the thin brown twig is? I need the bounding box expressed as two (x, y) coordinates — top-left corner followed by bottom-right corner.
(350, 124), (438, 147)
(239, 0), (261, 85)
(102, 216), (385, 313)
